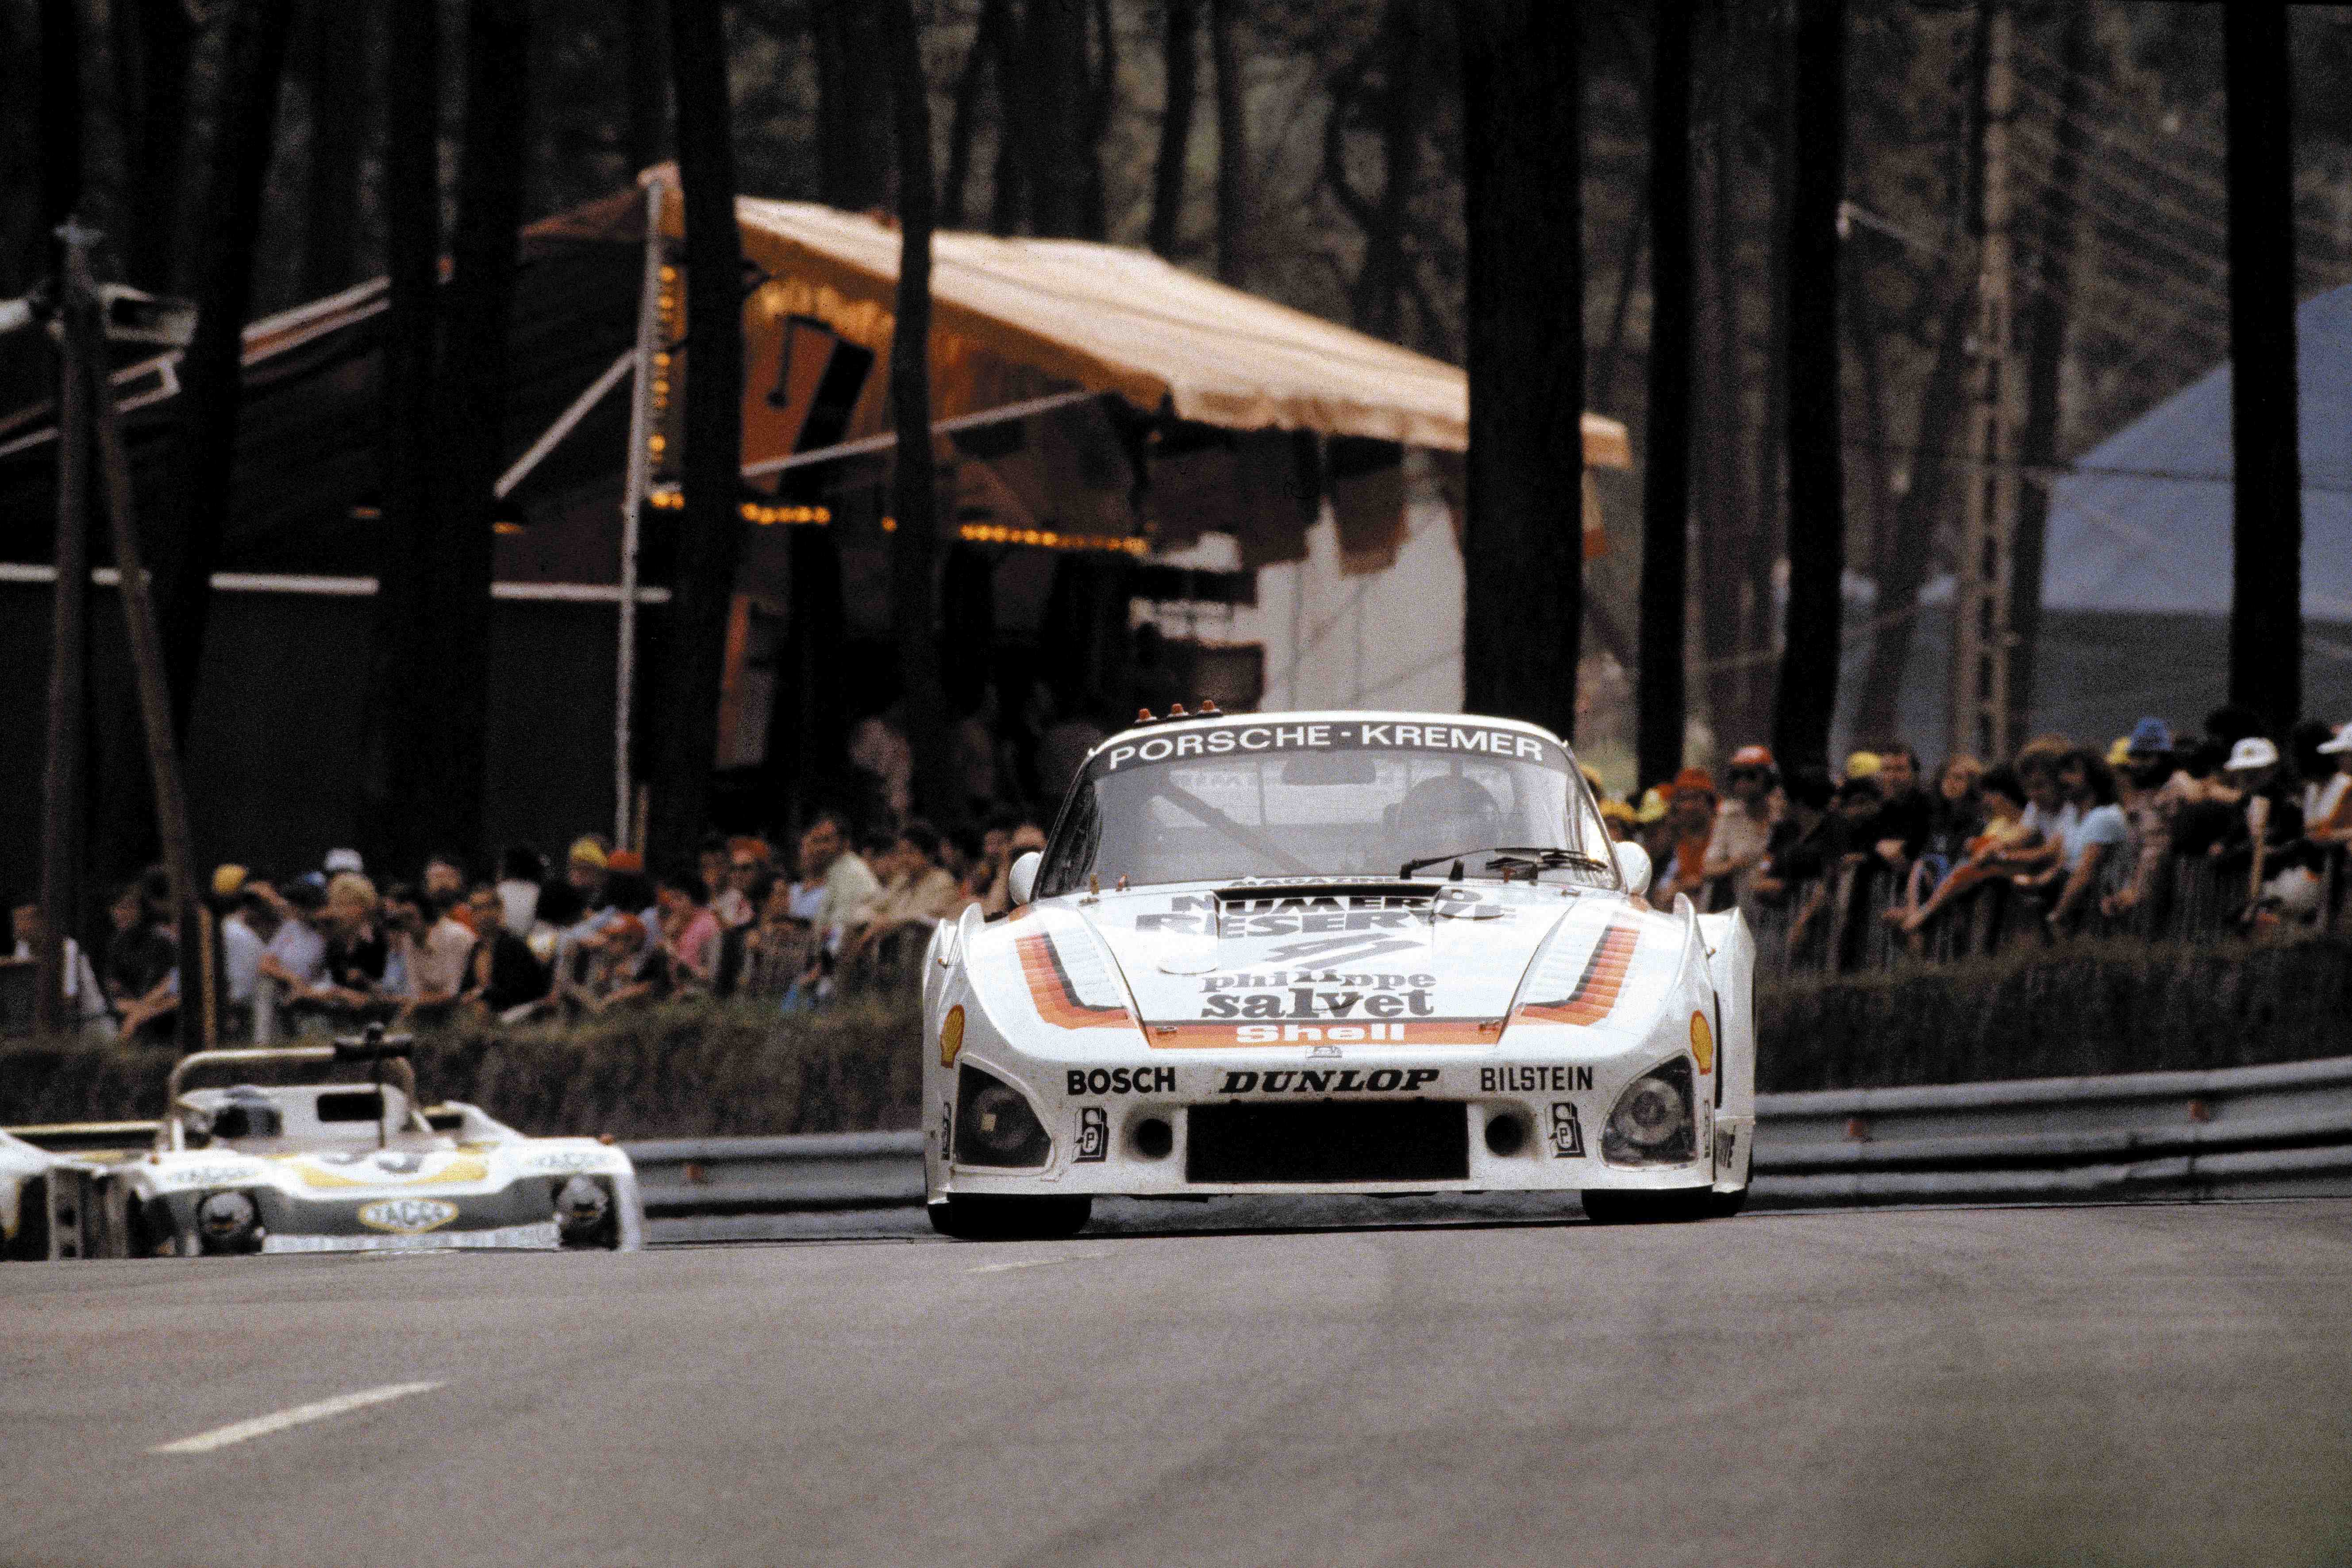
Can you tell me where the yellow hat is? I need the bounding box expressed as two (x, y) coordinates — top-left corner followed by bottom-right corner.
(2106, 736), (2135, 767)
(1845, 751), (1883, 780)
(1636, 786), (1670, 824)
(211, 864), (248, 898)
(568, 836), (609, 869)
(1598, 798), (1637, 827)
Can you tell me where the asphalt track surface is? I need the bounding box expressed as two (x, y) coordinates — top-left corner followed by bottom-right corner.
(7, 1200), (2352, 1568)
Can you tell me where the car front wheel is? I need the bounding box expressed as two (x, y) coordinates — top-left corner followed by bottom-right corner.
(927, 1195), (1093, 1241)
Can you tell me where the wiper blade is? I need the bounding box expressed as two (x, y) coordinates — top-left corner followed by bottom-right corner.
(1484, 845), (1613, 873)
(1397, 845), (1609, 879)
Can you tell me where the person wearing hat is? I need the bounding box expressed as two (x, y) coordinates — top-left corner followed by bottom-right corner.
(1597, 796), (1639, 842)
(1652, 769), (1720, 906)
(2211, 736), (2307, 912)
(2310, 721), (2352, 846)
(1703, 746), (1778, 911)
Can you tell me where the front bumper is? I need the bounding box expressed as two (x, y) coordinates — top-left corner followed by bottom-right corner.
(933, 1049), (1752, 1199)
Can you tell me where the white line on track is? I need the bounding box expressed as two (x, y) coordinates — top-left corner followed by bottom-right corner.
(966, 1252), (1107, 1275)
(149, 1381), (445, 1455)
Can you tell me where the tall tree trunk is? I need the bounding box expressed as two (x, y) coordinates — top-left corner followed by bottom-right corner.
(1697, 4), (1747, 749)
(1026, 0), (1093, 238)
(2006, 0), (2089, 744)
(1850, 288), (1969, 744)
(38, 0), (82, 260)
(986, 0), (1027, 234)
(650, 0), (746, 861)
(299, 1), (366, 300)
(1209, 0), (1247, 283)
(1458, 0), (1582, 740)
(362, 0), (441, 873)
(151, 0), (293, 747)
(1353, 0), (1423, 339)
(942, 0), (1003, 230)
(1770, 0), (1846, 773)
(2223, 4), (2302, 738)
(1636, 0), (1694, 788)
(627, 0), (669, 175)
(1743, 10), (1793, 746)
(416, 0), (531, 863)
(882, 0), (954, 822)
(812, 0), (893, 211)
(1149, 0), (1201, 258)
(119, 0), (193, 292)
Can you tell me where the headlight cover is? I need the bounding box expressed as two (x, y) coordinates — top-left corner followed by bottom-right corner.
(955, 1064), (1051, 1168)
(1601, 1058), (1697, 1167)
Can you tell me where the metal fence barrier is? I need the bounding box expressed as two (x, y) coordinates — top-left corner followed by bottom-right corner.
(1727, 840), (2348, 980)
(614, 1050), (2352, 1225)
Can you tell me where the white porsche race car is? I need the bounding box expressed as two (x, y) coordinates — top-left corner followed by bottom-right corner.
(3, 1030), (644, 1256)
(921, 709), (1755, 1239)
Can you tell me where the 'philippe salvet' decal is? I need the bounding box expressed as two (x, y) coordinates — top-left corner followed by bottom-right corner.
(1198, 973), (1440, 1022)
(1066, 1067), (1177, 1095)
(1548, 1102), (1586, 1158)
(1482, 1065), (1595, 1093)
(1217, 1067), (1440, 1094)
(1074, 1107), (1110, 1162)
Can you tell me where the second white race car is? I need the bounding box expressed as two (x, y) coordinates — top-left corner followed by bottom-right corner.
(922, 708), (1755, 1238)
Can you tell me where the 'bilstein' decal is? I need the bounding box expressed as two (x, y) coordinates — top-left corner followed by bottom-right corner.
(1513, 921), (1639, 1027)
(1015, 932), (1134, 1030)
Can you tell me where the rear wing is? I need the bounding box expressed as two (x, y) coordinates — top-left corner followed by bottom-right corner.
(3, 1121), (162, 1156)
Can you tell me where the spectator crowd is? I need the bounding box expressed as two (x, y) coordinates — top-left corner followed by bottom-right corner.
(1590, 703), (2352, 968)
(15, 694), (2352, 1039)
(8, 810), (1056, 1044)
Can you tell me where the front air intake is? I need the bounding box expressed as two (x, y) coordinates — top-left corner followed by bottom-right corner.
(1185, 1100), (1468, 1184)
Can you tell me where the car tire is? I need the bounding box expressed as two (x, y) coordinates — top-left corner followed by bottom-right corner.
(1705, 1185), (1750, 1220)
(927, 1195), (1093, 1241)
(1580, 1187), (1715, 1225)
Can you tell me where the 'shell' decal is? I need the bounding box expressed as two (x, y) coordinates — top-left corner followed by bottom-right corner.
(1515, 921), (1639, 1027)
(1016, 933), (1133, 1030)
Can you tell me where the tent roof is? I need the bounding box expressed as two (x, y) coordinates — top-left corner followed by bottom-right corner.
(626, 175), (1627, 467)
(2042, 281), (2352, 620)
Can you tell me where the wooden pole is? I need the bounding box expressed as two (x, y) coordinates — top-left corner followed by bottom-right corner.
(65, 235), (215, 1051)
(34, 224), (94, 1037)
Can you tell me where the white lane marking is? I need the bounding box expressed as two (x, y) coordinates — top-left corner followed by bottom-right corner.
(150, 1381), (445, 1455)
(966, 1252), (1108, 1275)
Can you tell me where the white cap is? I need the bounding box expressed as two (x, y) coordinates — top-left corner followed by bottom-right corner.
(323, 847), (366, 875)
(2319, 721), (2352, 755)
(2224, 736), (2279, 771)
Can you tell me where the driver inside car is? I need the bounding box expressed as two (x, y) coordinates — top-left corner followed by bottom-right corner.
(1389, 773), (1504, 871)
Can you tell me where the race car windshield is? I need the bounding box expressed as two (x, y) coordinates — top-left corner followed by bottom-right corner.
(1038, 720), (1615, 894)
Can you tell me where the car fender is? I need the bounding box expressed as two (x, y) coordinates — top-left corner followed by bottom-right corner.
(1694, 907), (1757, 1188)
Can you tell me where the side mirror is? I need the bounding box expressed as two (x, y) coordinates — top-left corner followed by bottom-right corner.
(1007, 851), (1042, 907)
(1611, 840), (1653, 899)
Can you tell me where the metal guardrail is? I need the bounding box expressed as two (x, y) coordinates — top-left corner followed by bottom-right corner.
(625, 1130), (925, 1216)
(619, 1052), (2352, 1221)
(1751, 1053), (2352, 1206)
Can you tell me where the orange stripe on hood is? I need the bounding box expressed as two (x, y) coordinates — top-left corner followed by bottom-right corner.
(1016, 932), (1135, 1030)
(1513, 920), (1640, 1027)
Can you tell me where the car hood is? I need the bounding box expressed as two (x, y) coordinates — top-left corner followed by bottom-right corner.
(1065, 880), (1625, 1047)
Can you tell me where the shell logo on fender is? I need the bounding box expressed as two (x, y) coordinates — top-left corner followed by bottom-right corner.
(357, 1198), (458, 1235)
(1690, 1009), (1713, 1073)
(940, 1004), (966, 1067)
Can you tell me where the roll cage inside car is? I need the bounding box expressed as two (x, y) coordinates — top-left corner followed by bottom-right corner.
(163, 1038), (435, 1152)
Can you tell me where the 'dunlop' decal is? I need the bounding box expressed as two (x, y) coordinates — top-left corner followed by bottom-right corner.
(1513, 920), (1639, 1027)
(1016, 932), (1134, 1030)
